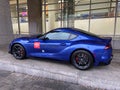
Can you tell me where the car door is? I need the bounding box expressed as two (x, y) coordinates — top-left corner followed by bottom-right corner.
(39, 31), (71, 55)
(28, 31), (77, 58)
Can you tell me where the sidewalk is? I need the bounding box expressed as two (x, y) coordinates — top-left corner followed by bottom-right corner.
(0, 45), (120, 89)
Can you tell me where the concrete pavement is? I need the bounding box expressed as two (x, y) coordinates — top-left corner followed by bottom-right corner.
(0, 70), (93, 90)
(0, 45), (120, 90)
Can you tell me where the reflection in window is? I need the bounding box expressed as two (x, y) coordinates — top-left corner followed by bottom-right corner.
(69, 34), (77, 40)
(10, 0), (29, 35)
(75, 11), (89, 19)
(91, 0), (113, 19)
(75, 0), (90, 20)
(117, 1), (120, 16)
(41, 0), (120, 38)
(10, 0), (19, 34)
(19, 4), (28, 23)
(46, 32), (71, 40)
(74, 0), (118, 19)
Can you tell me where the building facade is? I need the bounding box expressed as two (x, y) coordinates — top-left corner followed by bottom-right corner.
(1, 0), (120, 49)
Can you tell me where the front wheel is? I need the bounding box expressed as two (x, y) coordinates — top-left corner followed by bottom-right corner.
(71, 50), (93, 70)
(12, 44), (26, 59)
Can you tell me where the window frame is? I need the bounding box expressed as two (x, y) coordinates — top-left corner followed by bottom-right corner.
(41, 31), (78, 40)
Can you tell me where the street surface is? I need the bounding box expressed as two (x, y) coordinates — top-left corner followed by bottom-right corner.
(0, 45), (120, 90)
(0, 70), (96, 90)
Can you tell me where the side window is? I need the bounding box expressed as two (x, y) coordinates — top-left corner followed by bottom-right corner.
(69, 34), (77, 40)
(45, 31), (71, 40)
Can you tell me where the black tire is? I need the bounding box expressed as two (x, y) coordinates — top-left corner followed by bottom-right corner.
(71, 50), (93, 70)
(12, 44), (26, 59)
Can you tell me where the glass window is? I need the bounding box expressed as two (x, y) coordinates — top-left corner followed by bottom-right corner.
(10, 0), (19, 34)
(116, 1), (120, 36)
(117, 1), (120, 16)
(42, 0), (61, 32)
(74, 0), (90, 31)
(91, 0), (111, 19)
(91, 9), (108, 19)
(19, 0), (29, 34)
(45, 31), (71, 40)
(69, 34), (77, 39)
(75, 0), (90, 20)
(42, 0), (119, 38)
(9, 0), (29, 35)
(90, 0), (116, 35)
(116, 17), (120, 35)
(19, 4), (28, 23)
(107, 1), (116, 17)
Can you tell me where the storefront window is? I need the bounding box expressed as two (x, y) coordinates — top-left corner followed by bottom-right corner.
(74, 0), (90, 31)
(42, 0), (120, 36)
(10, 0), (29, 35)
(75, 6), (90, 19)
(10, 0), (19, 34)
(42, 0), (64, 32)
(116, 17), (120, 36)
(91, 0), (111, 19)
(117, 1), (120, 16)
(19, 0), (29, 34)
(90, 0), (115, 35)
(115, 1), (120, 36)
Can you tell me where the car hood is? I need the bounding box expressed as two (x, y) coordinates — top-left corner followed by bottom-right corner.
(15, 34), (43, 40)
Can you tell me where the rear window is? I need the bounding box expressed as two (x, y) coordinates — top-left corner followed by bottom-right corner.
(73, 28), (101, 39)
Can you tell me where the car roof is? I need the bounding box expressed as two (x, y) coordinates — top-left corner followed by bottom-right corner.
(53, 27), (80, 33)
(53, 28), (101, 39)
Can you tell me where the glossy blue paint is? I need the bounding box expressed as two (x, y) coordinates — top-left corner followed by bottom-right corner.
(9, 28), (113, 66)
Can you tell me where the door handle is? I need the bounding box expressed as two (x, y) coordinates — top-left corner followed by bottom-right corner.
(60, 43), (66, 46)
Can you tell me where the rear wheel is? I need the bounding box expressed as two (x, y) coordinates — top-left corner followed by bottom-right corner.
(12, 44), (26, 59)
(71, 50), (93, 70)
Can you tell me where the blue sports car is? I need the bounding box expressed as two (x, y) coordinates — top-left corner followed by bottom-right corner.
(9, 28), (113, 70)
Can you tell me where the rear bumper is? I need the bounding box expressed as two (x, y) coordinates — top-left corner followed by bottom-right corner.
(104, 54), (113, 65)
(94, 48), (113, 66)
(99, 54), (113, 65)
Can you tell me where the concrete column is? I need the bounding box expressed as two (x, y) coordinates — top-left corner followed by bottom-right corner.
(48, 0), (59, 31)
(63, 0), (74, 27)
(27, 0), (42, 34)
(42, 1), (46, 33)
(0, 0), (14, 45)
(68, 0), (74, 27)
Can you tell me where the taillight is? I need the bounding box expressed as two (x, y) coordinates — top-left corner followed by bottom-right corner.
(105, 44), (111, 49)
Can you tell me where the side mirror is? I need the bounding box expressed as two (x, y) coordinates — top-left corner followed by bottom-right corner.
(42, 37), (49, 40)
